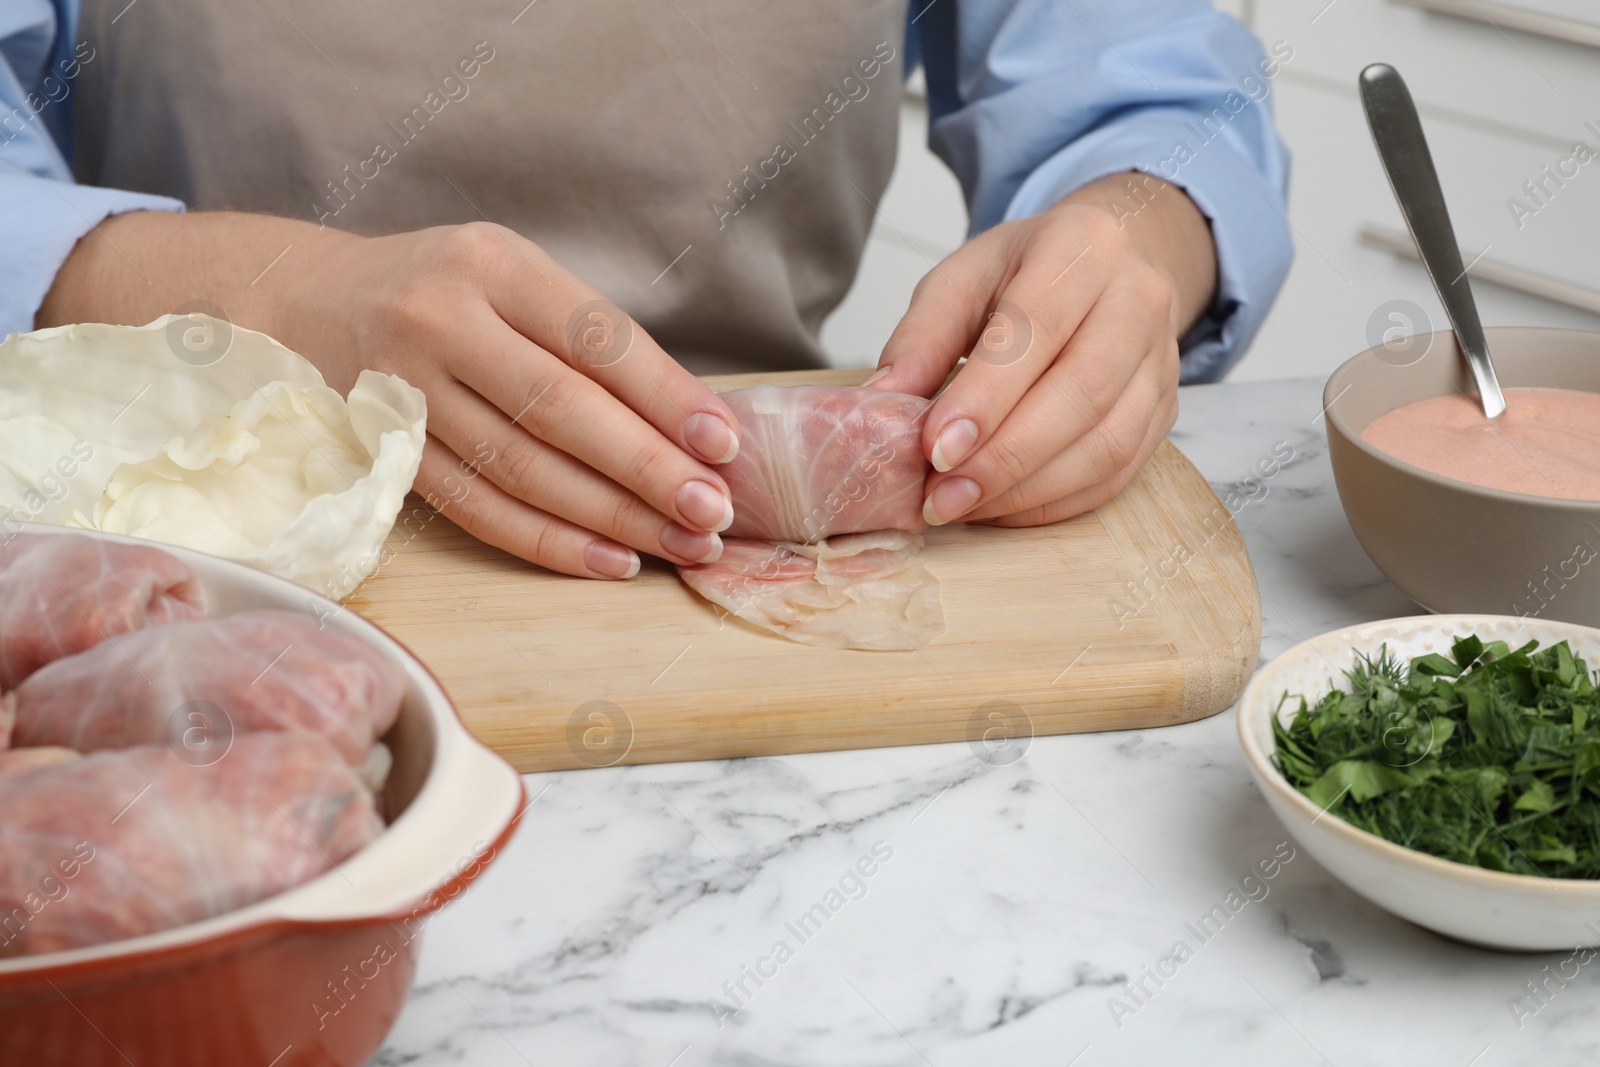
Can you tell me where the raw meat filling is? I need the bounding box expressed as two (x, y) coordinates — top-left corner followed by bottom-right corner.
(679, 531), (943, 651)
(678, 385), (946, 650)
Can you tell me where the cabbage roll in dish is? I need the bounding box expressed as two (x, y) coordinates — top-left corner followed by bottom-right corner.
(0, 732), (381, 957)
(0, 532), (206, 690)
(0, 746), (77, 777)
(6, 609), (404, 773)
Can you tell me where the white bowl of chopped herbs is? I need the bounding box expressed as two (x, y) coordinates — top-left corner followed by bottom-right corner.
(1238, 615), (1600, 951)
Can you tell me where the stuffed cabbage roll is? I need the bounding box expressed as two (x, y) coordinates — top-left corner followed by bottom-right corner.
(0, 746), (78, 777)
(679, 531), (943, 650)
(0, 532), (206, 690)
(7, 609), (404, 769)
(719, 385), (931, 542)
(0, 732), (381, 957)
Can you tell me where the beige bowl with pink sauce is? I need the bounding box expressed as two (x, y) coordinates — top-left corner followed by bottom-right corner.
(1324, 326), (1600, 626)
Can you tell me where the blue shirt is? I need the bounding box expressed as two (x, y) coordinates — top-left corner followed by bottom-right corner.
(0, 0), (1291, 382)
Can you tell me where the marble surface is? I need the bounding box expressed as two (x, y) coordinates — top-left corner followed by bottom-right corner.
(372, 378), (1597, 1067)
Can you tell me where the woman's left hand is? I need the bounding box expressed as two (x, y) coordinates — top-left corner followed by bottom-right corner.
(866, 171), (1218, 527)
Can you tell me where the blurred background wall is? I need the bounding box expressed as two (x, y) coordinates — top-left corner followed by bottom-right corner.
(821, 0), (1600, 381)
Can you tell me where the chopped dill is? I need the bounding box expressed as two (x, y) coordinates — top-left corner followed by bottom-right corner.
(1272, 634), (1600, 878)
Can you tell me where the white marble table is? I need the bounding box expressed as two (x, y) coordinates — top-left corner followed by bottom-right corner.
(373, 378), (1590, 1067)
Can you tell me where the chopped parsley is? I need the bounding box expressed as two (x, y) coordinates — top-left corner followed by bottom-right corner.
(1272, 634), (1600, 878)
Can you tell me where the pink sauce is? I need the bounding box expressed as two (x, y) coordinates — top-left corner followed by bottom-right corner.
(1361, 387), (1600, 501)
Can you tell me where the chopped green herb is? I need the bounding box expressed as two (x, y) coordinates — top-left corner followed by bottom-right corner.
(1272, 634), (1600, 878)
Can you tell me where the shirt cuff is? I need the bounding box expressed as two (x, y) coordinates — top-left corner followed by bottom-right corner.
(1002, 109), (1293, 384)
(0, 170), (184, 336)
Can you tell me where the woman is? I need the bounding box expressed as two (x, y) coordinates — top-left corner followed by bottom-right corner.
(0, 0), (1291, 579)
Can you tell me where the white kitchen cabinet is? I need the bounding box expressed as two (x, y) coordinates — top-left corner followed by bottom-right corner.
(1494, 0), (1600, 24)
(1254, 0), (1600, 144)
(1235, 0), (1600, 380)
(1237, 74), (1600, 381)
(822, 2), (1600, 381)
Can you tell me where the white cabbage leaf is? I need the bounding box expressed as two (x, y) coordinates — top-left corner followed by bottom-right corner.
(0, 316), (426, 597)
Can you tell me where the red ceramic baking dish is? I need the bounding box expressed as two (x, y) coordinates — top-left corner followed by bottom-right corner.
(0, 524), (525, 1067)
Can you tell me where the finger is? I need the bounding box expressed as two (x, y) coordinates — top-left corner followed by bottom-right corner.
(967, 359), (1176, 525)
(925, 278), (1171, 522)
(415, 437), (643, 580)
(978, 408), (1168, 527)
(981, 451), (1143, 528)
(866, 229), (1007, 398)
(445, 317), (735, 534)
(470, 225), (742, 464)
(963, 350), (1173, 522)
(920, 218), (1137, 482)
(429, 380), (724, 565)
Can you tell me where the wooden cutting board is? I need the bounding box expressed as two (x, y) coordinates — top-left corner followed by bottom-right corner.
(350, 369), (1261, 772)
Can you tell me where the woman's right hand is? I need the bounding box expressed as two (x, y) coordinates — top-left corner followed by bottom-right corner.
(40, 211), (743, 580)
(272, 221), (742, 579)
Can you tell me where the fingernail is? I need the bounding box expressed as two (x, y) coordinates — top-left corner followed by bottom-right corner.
(862, 366), (893, 388)
(585, 541), (640, 579)
(661, 523), (723, 564)
(930, 419), (979, 472)
(676, 480), (734, 532)
(922, 477), (981, 526)
(685, 412), (739, 464)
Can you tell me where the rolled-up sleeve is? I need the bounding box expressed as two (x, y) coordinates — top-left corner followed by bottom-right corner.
(0, 0), (182, 336)
(916, 0), (1293, 382)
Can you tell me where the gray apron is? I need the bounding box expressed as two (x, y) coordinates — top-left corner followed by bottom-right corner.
(73, 0), (908, 375)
